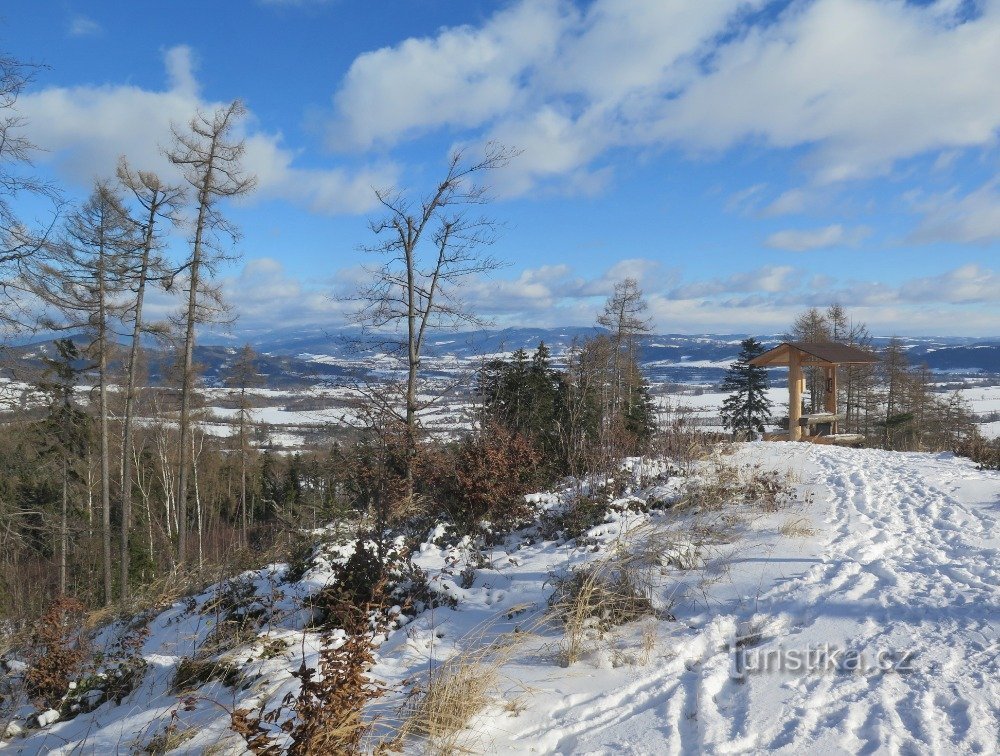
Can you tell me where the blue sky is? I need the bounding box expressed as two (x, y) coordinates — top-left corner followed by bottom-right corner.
(4, 0), (1000, 336)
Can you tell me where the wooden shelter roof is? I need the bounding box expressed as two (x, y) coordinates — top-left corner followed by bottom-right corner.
(750, 341), (879, 367)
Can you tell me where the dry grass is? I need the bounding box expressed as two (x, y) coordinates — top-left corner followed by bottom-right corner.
(779, 517), (816, 538)
(399, 633), (523, 755)
(138, 721), (196, 754)
(550, 546), (657, 667)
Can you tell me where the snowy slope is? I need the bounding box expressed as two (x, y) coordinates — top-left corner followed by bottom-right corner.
(3, 444), (998, 754)
(489, 446), (1000, 754)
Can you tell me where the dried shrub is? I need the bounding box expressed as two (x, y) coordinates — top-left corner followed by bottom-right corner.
(140, 719), (195, 754)
(677, 462), (796, 513)
(200, 574), (280, 655)
(418, 425), (542, 537)
(779, 517), (815, 538)
(24, 596), (89, 709)
(957, 434), (1000, 470)
(233, 580), (390, 756)
(742, 465), (795, 512)
(677, 462), (742, 511)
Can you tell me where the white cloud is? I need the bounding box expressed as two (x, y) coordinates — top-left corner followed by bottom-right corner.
(324, 0), (1000, 196)
(764, 224), (869, 252)
(68, 15), (102, 37)
(15, 45), (394, 215)
(909, 179), (1000, 244)
(220, 255), (1000, 336)
(898, 263), (1000, 304)
(327, 0), (569, 151)
(670, 265), (796, 298)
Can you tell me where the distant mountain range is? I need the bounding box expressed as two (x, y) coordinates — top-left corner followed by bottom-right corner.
(5, 328), (1000, 390)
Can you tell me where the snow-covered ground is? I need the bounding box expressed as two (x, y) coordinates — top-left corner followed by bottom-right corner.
(3, 444), (999, 754)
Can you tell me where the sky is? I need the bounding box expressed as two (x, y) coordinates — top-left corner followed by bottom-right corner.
(4, 0), (1000, 337)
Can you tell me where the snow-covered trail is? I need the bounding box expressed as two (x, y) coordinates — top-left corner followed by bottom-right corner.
(504, 446), (1000, 755)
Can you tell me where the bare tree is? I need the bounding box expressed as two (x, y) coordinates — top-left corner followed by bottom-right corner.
(33, 182), (137, 605)
(0, 52), (60, 333)
(116, 157), (184, 597)
(597, 277), (652, 414)
(165, 101), (256, 565)
(353, 144), (516, 502)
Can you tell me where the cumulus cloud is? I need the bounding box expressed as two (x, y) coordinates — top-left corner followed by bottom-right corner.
(898, 264), (1000, 304)
(220, 258), (350, 330)
(670, 265), (797, 298)
(328, 0), (568, 151)
(218, 255), (1000, 336)
(15, 45), (395, 215)
(322, 0), (1000, 196)
(765, 224), (870, 252)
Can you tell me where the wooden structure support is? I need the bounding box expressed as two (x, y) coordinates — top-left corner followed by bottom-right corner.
(750, 341), (879, 443)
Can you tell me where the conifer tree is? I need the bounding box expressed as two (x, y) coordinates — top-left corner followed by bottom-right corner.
(721, 338), (772, 439)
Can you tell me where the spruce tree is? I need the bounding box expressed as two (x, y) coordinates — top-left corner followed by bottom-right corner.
(721, 338), (772, 439)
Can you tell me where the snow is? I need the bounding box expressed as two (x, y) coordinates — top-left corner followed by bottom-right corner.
(3, 444), (999, 754)
(34, 711), (59, 728)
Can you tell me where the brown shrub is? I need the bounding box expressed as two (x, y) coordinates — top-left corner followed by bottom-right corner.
(232, 579), (390, 756)
(418, 424), (542, 536)
(24, 595), (89, 709)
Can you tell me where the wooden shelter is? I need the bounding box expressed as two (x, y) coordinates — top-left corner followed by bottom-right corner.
(750, 341), (879, 443)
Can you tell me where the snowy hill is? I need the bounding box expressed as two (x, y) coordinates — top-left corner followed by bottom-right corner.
(2, 443), (999, 754)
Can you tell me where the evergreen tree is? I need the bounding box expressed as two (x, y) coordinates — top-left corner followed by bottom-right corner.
(721, 338), (772, 439)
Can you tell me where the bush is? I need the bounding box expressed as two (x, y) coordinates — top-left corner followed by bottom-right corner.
(957, 434), (1000, 470)
(418, 425), (542, 537)
(24, 596), (89, 709)
(171, 658), (241, 693)
(307, 543), (386, 630)
(232, 578), (390, 756)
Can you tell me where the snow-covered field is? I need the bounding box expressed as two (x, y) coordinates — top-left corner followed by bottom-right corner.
(4, 443), (998, 754)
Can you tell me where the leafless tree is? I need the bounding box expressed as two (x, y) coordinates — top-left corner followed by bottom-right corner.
(165, 101), (256, 565)
(0, 52), (61, 333)
(597, 276), (652, 415)
(116, 157), (184, 597)
(353, 143), (516, 501)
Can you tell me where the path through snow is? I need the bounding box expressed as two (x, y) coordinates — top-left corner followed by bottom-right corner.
(499, 446), (1000, 754)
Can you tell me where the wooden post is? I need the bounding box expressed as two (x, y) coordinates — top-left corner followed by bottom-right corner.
(825, 364), (838, 433)
(789, 347), (802, 441)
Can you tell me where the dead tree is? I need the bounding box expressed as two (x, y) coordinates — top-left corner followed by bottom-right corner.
(116, 157), (184, 597)
(165, 101), (256, 566)
(353, 144), (515, 503)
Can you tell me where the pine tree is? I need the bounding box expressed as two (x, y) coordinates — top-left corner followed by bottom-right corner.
(721, 338), (772, 439)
